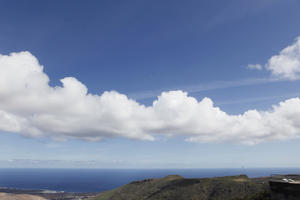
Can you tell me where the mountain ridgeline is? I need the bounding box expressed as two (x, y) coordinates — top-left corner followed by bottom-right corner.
(90, 175), (272, 200)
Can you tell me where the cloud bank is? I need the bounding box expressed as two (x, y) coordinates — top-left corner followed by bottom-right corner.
(1, 51), (300, 144)
(266, 37), (300, 80)
(249, 37), (300, 80)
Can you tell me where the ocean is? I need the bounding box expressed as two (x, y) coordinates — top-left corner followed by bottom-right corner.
(0, 168), (299, 193)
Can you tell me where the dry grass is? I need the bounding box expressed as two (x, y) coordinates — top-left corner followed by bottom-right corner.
(0, 192), (47, 200)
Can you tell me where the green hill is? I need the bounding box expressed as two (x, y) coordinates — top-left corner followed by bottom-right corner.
(90, 175), (271, 200)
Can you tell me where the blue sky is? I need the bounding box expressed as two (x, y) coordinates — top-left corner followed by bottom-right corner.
(1, 0), (300, 168)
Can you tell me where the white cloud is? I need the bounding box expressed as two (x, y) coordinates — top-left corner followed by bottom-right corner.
(247, 64), (262, 70)
(129, 77), (276, 100)
(266, 37), (300, 80)
(1, 51), (300, 144)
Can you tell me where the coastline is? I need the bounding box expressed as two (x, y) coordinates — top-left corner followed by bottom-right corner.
(0, 187), (96, 200)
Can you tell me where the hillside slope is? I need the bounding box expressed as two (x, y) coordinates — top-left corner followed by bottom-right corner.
(90, 175), (271, 200)
(0, 192), (47, 200)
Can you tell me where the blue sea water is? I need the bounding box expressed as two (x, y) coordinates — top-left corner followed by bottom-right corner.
(0, 168), (299, 193)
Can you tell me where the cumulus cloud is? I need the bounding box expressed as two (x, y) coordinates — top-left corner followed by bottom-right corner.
(1, 51), (300, 144)
(266, 37), (300, 80)
(247, 64), (262, 70)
